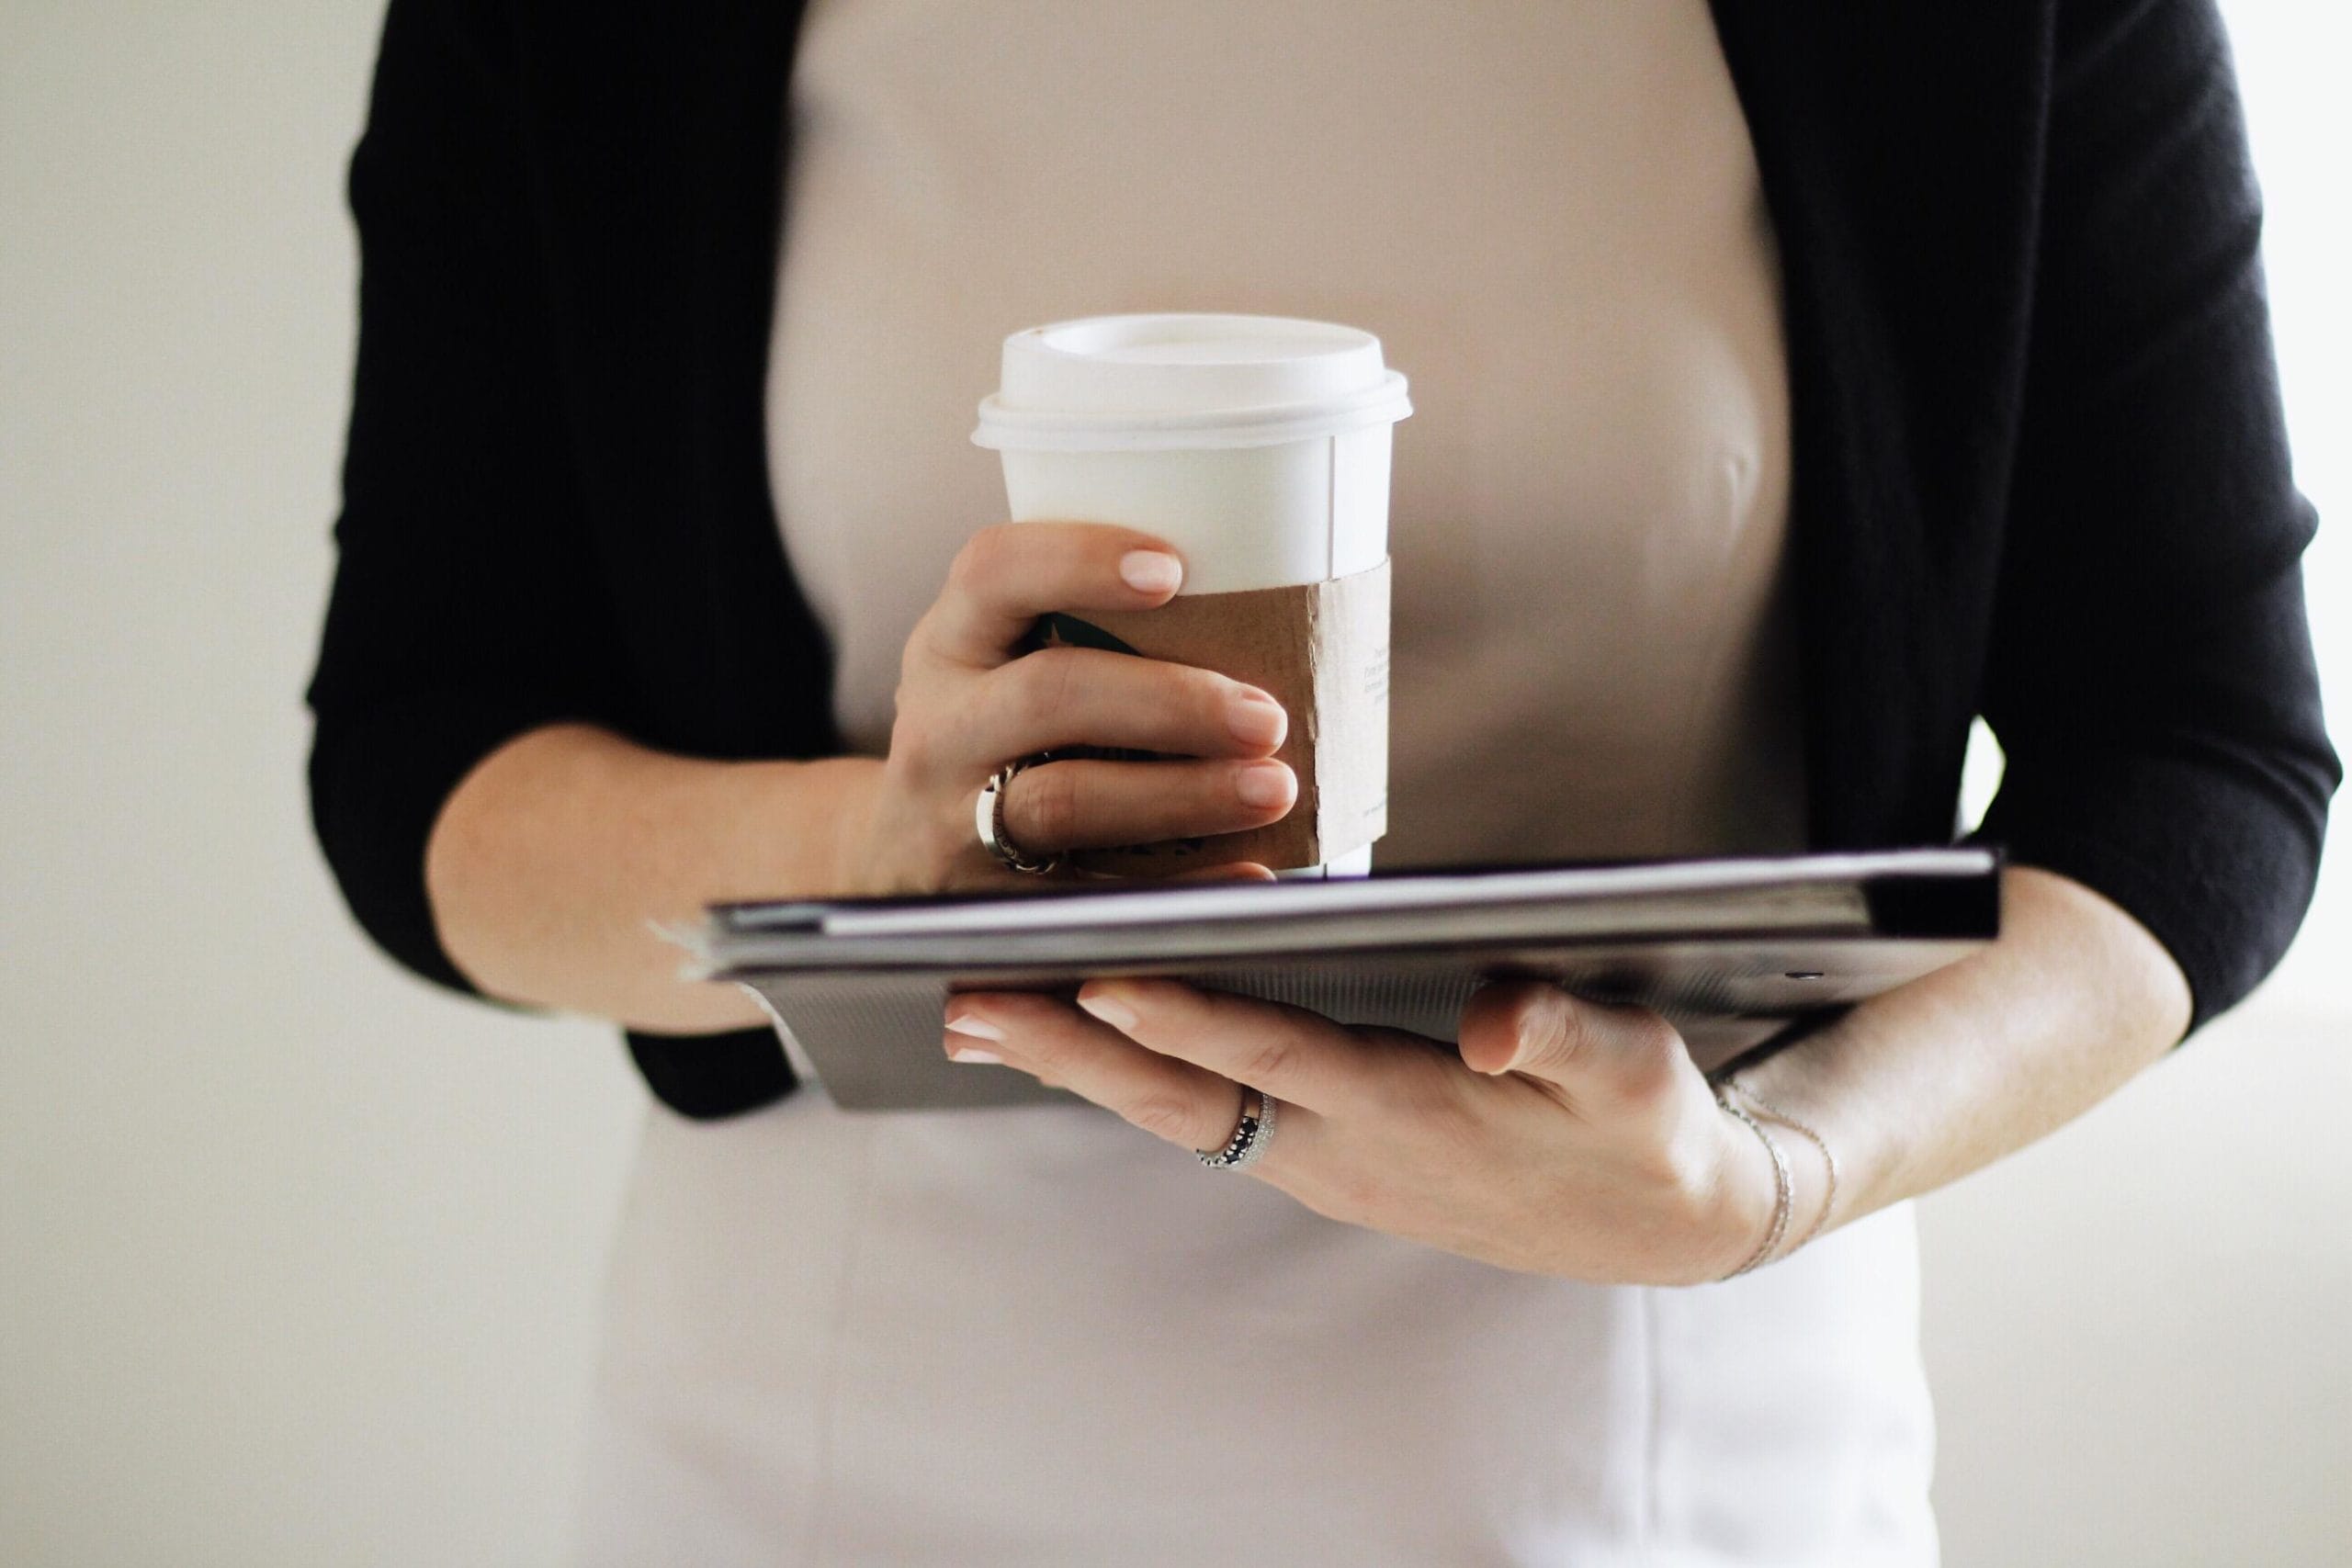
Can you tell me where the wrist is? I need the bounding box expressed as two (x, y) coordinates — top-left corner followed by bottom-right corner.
(1705, 1090), (1791, 1281)
(687, 752), (886, 897)
(815, 755), (890, 896)
(1707, 1078), (1840, 1280)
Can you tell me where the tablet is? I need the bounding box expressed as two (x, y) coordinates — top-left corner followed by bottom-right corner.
(695, 848), (2000, 1111)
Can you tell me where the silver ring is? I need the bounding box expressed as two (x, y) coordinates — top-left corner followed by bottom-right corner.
(976, 759), (1062, 874)
(1197, 1087), (1278, 1171)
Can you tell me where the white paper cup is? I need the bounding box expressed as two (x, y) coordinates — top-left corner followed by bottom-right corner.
(975, 313), (1408, 591)
(973, 314), (1409, 876)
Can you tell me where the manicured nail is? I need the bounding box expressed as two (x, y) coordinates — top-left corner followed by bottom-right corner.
(945, 1011), (1005, 1041)
(947, 1045), (1004, 1066)
(1118, 549), (1183, 595)
(1235, 759), (1295, 810)
(1076, 989), (1138, 1032)
(1226, 689), (1287, 750)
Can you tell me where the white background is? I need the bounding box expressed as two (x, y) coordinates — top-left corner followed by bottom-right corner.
(2, 2), (2345, 1562)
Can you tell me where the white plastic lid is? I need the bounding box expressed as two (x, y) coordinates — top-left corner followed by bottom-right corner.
(972, 313), (1412, 453)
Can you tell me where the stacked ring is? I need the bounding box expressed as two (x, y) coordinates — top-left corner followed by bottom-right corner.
(975, 758), (1063, 874)
(1197, 1087), (1278, 1171)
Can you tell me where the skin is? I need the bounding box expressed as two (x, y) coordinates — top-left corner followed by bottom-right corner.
(430, 524), (2193, 1282)
(427, 524), (1295, 1034)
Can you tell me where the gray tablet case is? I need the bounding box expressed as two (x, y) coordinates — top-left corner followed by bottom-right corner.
(695, 849), (2000, 1111)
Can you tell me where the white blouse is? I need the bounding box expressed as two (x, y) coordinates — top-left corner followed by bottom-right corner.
(575, 3), (1935, 1562)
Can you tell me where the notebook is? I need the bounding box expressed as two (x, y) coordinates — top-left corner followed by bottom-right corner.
(691, 848), (2000, 1111)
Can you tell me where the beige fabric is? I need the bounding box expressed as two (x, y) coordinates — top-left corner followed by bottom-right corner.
(579, 6), (1931, 1563)
(763, 0), (1806, 862)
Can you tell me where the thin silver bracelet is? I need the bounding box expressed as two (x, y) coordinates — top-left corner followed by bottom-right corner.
(1724, 1079), (1840, 1253)
(1714, 1086), (1792, 1280)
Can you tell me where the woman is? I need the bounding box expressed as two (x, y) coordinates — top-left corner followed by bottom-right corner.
(309, 0), (2335, 1561)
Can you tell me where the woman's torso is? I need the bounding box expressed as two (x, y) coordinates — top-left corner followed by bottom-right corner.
(762, 0), (1808, 863)
(578, 4), (1934, 1562)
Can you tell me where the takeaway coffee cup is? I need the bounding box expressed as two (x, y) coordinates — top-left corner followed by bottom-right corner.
(972, 313), (1411, 874)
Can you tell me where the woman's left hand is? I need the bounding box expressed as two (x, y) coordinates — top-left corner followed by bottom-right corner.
(943, 978), (1779, 1285)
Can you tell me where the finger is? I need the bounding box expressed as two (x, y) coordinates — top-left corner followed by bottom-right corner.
(1000, 758), (1295, 852)
(1070, 978), (1403, 1115)
(974, 645), (1288, 761)
(1457, 981), (1685, 1104)
(944, 991), (1300, 1163)
(914, 523), (1188, 669)
(1062, 861), (1275, 886)
(1163, 862), (1279, 884)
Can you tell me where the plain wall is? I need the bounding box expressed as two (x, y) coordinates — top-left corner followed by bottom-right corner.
(2, 2), (2344, 1562)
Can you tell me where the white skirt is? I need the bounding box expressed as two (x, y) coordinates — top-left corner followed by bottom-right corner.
(573, 1088), (1936, 1566)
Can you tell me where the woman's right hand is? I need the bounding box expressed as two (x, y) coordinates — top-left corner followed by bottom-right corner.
(842, 523), (1297, 894)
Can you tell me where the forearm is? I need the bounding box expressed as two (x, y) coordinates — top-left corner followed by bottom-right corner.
(1735, 865), (2195, 1239)
(424, 722), (879, 1033)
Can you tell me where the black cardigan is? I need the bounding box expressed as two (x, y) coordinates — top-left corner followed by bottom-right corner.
(309, 0), (2336, 1121)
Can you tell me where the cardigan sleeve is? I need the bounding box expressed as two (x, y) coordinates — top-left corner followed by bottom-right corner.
(1973, 0), (2338, 1033)
(306, 0), (626, 996)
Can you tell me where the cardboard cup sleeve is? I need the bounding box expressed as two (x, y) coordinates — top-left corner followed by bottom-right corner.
(1042, 558), (1391, 874)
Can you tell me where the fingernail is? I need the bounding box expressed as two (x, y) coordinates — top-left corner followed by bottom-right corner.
(945, 1012), (1005, 1041)
(1234, 760), (1295, 810)
(1118, 549), (1183, 595)
(1076, 989), (1137, 1032)
(1226, 690), (1287, 750)
(947, 1045), (1004, 1066)
(1503, 991), (1568, 1073)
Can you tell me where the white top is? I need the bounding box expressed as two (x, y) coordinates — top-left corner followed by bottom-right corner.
(576, 3), (1935, 1562)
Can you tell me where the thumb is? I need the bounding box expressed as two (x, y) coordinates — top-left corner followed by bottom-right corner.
(1459, 981), (1683, 1098)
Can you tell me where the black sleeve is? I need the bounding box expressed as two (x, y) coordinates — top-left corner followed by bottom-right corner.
(1973, 0), (2338, 1033)
(306, 0), (625, 995)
